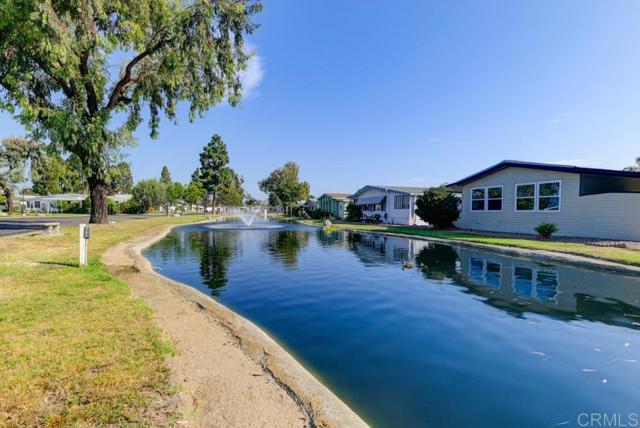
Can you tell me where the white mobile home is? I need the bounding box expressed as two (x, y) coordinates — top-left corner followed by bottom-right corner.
(350, 185), (428, 226)
(448, 160), (640, 241)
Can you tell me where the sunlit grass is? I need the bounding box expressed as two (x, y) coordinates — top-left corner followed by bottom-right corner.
(299, 219), (640, 266)
(0, 215), (208, 427)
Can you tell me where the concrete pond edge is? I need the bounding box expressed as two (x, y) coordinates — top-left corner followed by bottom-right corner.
(105, 221), (370, 428)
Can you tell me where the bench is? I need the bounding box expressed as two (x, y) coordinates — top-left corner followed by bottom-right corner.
(39, 222), (61, 235)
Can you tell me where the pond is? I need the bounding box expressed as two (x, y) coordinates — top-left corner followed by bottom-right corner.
(144, 220), (640, 428)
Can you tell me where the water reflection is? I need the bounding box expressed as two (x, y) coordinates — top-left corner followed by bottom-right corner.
(190, 230), (241, 295)
(262, 230), (310, 269)
(345, 233), (640, 330)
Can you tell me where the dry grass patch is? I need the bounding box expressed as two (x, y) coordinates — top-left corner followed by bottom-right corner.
(0, 215), (208, 427)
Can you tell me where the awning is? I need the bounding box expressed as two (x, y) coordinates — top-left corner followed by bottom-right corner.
(356, 196), (386, 205)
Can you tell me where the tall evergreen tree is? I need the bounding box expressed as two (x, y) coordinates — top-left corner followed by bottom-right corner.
(197, 135), (230, 209)
(160, 166), (172, 185)
(0, 1), (262, 223)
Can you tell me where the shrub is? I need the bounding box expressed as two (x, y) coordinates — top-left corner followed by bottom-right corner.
(534, 222), (559, 239)
(415, 187), (460, 229)
(120, 198), (145, 214)
(345, 203), (362, 222)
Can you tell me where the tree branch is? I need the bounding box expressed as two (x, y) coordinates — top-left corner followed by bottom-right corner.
(103, 42), (164, 112)
(79, 51), (98, 115)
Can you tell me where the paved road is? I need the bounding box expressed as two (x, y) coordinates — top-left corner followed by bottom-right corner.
(0, 214), (154, 237)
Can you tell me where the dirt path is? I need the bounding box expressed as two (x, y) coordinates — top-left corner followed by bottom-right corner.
(103, 224), (368, 428)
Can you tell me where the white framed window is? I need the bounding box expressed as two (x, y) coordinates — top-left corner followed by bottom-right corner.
(538, 181), (561, 211)
(515, 183), (535, 211)
(470, 186), (503, 212)
(514, 180), (561, 212)
(471, 188), (485, 211)
(394, 195), (410, 209)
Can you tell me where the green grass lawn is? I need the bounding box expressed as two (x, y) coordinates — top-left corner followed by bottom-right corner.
(299, 219), (640, 266)
(0, 215), (208, 427)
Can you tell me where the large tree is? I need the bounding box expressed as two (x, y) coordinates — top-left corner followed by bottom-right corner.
(132, 179), (166, 213)
(0, 137), (41, 211)
(0, 0), (262, 223)
(258, 161), (309, 213)
(31, 154), (83, 195)
(196, 134), (230, 209)
(217, 168), (244, 206)
(160, 166), (172, 185)
(107, 162), (133, 194)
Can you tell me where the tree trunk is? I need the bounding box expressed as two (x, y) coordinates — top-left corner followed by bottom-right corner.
(88, 176), (109, 224)
(3, 187), (13, 212)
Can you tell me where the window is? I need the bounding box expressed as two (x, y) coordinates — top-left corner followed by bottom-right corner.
(538, 181), (560, 211)
(487, 187), (502, 211)
(470, 186), (502, 211)
(394, 195), (410, 209)
(516, 184), (535, 211)
(515, 181), (561, 212)
(471, 188), (485, 211)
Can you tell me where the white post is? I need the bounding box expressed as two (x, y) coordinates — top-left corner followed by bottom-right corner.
(79, 224), (88, 267)
(264, 208), (268, 219)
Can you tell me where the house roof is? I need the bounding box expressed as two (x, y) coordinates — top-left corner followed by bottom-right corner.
(350, 185), (428, 198)
(447, 160), (640, 191)
(320, 192), (350, 201)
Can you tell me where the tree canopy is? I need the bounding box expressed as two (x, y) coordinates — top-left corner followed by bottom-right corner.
(160, 166), (172, 185)
(132, 179), (166, 213)
(0, 137), (41, 211)
(0, 0), (262, 222)
(415, 187), (460, 229)
(197, 134), (230, 207)
(258, 161), (309, 212)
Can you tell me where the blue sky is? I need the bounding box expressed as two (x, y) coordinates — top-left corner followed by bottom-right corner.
(2, 0), (640, 198)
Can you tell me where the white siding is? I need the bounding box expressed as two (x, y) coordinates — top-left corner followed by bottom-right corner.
(356, 188), (425, 225)
(454, 167), (640, 241)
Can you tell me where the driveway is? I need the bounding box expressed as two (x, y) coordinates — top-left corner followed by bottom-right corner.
(0, 214), (153, 237)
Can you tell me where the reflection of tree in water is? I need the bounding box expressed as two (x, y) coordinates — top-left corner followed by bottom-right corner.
(263, 230), (310, 269)
(190, 230), (241, 296)
(415, 243), (460, 280)
(152, 230), (188, 262)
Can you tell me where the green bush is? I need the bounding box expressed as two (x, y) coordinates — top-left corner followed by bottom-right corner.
(415, 187), (460, 229)
(345, 203), (362, 222)
(534, 222), (559, 239)
(120, 198), (145, 214)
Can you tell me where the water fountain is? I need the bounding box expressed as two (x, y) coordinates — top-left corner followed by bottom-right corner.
(238, 206), (261, 226)
(206, 207), (280, 230)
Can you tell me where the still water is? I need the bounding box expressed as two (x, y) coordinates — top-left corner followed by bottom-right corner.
(144, 220), (640, 428)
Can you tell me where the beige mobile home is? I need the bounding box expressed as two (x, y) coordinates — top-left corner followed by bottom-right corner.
(447, 160), (640, 241)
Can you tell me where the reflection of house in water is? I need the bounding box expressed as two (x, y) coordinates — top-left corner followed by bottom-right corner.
(347, 233), (431, 266)
(465, 255), (560, 302)
(453, 248), (640, 328)
(347, 235), (640, 329)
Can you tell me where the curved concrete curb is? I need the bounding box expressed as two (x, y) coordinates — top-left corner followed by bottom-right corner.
(300, 221), (640, 277)
(105, 222), (369, 428)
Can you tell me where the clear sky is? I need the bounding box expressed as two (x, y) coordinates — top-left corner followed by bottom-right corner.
(2, 0), (640, 198)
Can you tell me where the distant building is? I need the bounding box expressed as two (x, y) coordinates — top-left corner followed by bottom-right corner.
(21, 193), (132, 213)
(317, 193), (350, 219)
(349, 185), (428, 225)
(447, 160), (640, 240)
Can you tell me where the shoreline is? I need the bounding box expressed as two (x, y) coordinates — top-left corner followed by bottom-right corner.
(299, 220), (640, 277)
(103, 221), (369, 428)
